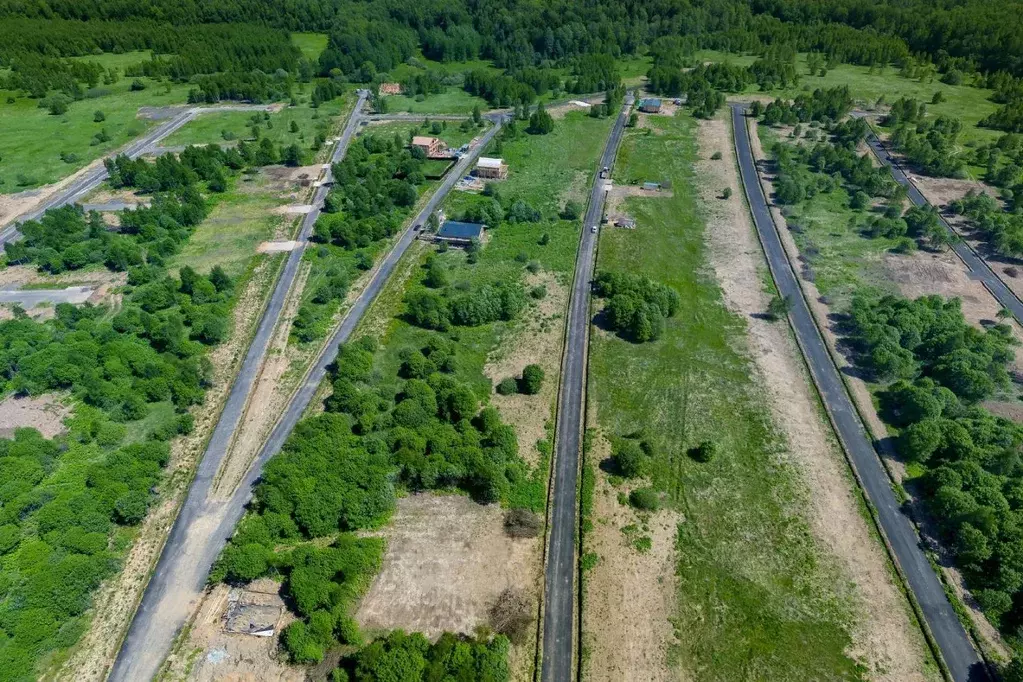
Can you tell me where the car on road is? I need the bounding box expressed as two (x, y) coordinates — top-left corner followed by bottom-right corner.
(590, 225), (598, 233)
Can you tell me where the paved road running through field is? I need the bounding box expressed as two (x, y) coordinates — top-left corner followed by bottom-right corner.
(108, 104), (499, 682)
(861, 127), (1023, 323)
(731, 103), (988, 682)
(541, 95), (632, 682)
(0, 103), (277, 244)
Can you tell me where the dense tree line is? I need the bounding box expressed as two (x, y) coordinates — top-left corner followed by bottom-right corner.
(0, 19), (300, 100)
(755, 86), (853, 125)
(845, 294), (1023, 632)
(295, 132), (425, 342)
(337, 630), (508, 681)
(889, 111), (968, 178)
(593, 271), (680, 343)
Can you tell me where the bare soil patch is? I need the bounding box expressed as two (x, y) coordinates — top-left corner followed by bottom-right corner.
(160, 581), (300, 682)
(260, 165), (323, 196)
(484, 272), (566, 466)
(0, 393), (71, 438)
(356, 493), (541, 678)
(702, 114), (935, 680)
(911, 174), (996, 208)
(582, 430), (681, 682)
(605, 184), (673, 218)
(547, 96), (605, 120)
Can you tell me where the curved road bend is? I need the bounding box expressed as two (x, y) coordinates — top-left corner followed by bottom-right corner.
(0, 103), (279, 245)
(108, 113), (499, 682)
(541, 96), (633, 682)
(862, 130), (1023, 323)
(731, 103), (988, 682)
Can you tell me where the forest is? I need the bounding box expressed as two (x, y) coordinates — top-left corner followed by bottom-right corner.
(846, 295), (1023, 633)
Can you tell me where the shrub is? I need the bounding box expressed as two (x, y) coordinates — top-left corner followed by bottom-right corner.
(496, 377), (518, 395)
(561, 200), (582, 220)
(489, 588), (533, 644)
(711, 151), (723, 160)
(93, 110), (105, 122)
(504, 509), (542, 538)
(629, 487), (660, 511)
(520, 364), (545, 394)
(766, 294), (791, 321)
(721, 187), (733, 199)
(689, 440), (718, 463)
(612, 438), (644, 477)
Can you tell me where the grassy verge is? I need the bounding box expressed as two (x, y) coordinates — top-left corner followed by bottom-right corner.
(589, 112), (868, 680)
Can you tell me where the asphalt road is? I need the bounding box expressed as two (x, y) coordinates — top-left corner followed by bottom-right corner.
(107, 103), (498, 682)
(0, 103), (275, 245)
(731, 103), (988, 682)
(541, 96), (632, 682)
(862, 130), (1023, 323)
(0, 286), (93, 306)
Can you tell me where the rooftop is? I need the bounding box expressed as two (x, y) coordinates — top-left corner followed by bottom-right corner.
(477, 157), (505, 169)
(639, 98), (662, 107)
(437, 220), (484, 240)
(412, 135), (439, 146)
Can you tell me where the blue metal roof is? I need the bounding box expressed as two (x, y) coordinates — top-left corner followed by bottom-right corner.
(438, 221), (484, 239)
(639, 98), (661, 107)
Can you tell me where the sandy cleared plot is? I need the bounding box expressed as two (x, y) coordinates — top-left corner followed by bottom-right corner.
(582, 431), (682, 682)
(700, 114), (935, 680)
(159, 581), (300, 682)
(0, 393), (71, 438)
(484, 272), (566, 466)
(0, 158), (107, 228)
(356, 494), (541, 676)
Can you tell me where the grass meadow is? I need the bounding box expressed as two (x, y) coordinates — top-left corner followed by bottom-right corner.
(588, 112), (869, 680)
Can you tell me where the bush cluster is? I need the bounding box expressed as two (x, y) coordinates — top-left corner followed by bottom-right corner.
(847, 294), (1023, 630)
(593, 271), (680, 343)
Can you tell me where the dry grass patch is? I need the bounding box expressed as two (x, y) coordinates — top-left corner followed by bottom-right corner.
(355, 493), (541, 680)
(484, 271), (565, 466)
(699, 114), (937, 680)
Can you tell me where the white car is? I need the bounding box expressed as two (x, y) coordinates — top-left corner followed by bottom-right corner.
(590, 225), (598, 234)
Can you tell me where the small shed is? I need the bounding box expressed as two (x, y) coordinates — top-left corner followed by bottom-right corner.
(475, 156), (508, 180)
(642, 181), (662, 191)
(638, 98), (662, 113)
(436, 220), (484, 244)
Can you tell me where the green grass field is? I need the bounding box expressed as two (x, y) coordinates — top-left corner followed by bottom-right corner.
(383, 89), (491, 115)
(756, 126), (904, 311)
(291, 32), (328, 62)
(695, 50), (1001, 147)
(589, 113), (876, 680)
(0, 75), (193, 192)
(162, 96), (350, 150)
(362, 120), (484, 151)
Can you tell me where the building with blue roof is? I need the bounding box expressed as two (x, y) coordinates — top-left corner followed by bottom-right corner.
(436, 220), (484, 244)
(638, 98), (662, 113)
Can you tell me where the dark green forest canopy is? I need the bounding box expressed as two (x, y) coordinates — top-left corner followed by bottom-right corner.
(1, 0), (1022, 76)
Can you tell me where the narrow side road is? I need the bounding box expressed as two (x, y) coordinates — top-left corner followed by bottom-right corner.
(862, 129), (1023, 322)
(541, 96), (632, 682)
(731, 103), (987, 682)
(107, 112), (499, 682)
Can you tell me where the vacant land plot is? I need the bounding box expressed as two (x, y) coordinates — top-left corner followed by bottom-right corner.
(161, 96), (347, 149)
(357, 494), (539, 638)
(291, 32), (328, 62)
(584, 111), (936, 681)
